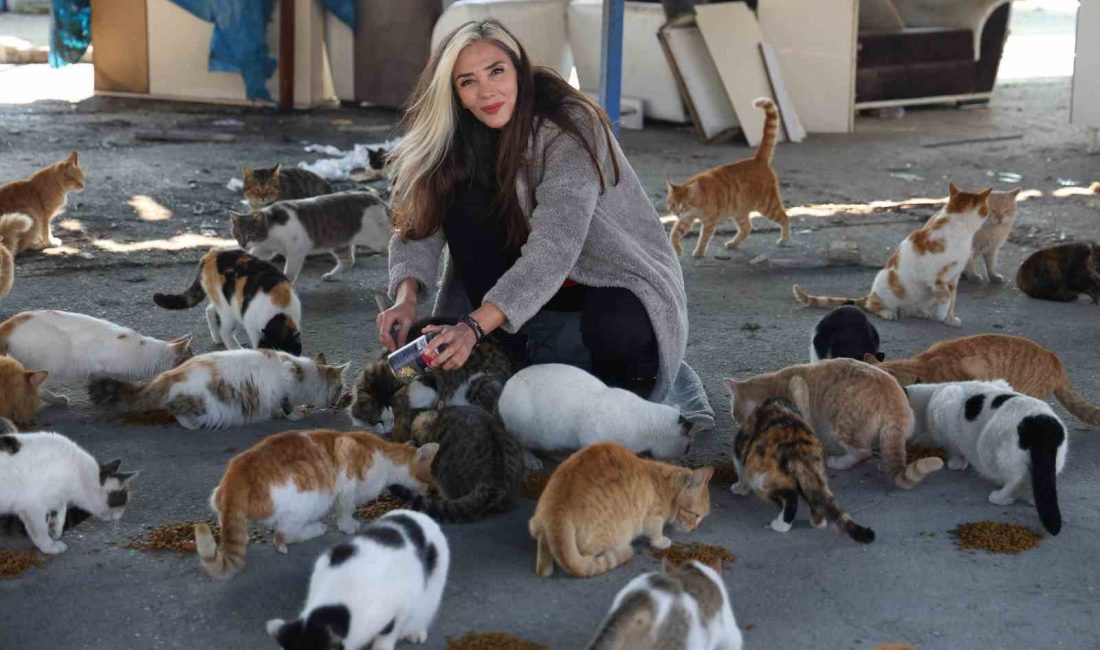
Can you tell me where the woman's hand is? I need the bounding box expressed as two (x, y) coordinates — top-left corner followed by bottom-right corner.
(422, 322), (478, 371)
(377, 300), (417, 352)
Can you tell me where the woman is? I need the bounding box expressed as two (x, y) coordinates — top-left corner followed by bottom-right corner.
(377, 19), (711, 424)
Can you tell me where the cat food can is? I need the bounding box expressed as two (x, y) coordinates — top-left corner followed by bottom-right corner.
(387, 333), (444, 383)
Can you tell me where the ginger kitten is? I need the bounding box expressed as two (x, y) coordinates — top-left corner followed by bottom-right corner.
(794, 183), (991, 326)
(726, 358), (942, 489)
(0, 151), (85, 252)
(529, 442), (713, 579)
(866, 334), (1100, 426)
(964, 188), (1020, 283)
(667, 98), (791, 258)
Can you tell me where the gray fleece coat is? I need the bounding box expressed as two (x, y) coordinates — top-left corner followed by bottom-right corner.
(388, 105), (713, 427)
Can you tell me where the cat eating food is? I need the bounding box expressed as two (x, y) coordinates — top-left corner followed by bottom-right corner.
(0, 356), (48, 427)
(230, 190), (390, 282)
(794, 183), (991, 326)
(963, 188), (1020, 283)
(193, 428), (437, 577)
(153, 248), (302, 355)
(1016, 242), (1100, 304)
(0, 151), (84, 252)
(242, 164), (333, 211)
(809, 305), (884, 363)
(667, 98), (791, 257)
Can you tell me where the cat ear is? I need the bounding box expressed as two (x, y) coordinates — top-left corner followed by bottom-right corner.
(977, 187), (993, 201)
(863, 353), (880, 364)
(416, 442), (439, 464)
(272, 163), (283, 176)
(229, 209), (249, 219)
(723, 378), (738, 395)
(170, 333), (193, 346)
(874, 352), (886, 362)
(25, 370), (48, 387)
(686, 467), (714, 491)
(265, 619), (286, 638)
(948, 182), (960, 197)
(314, 353), (328, 365)
(67, 151), (79, 165)
(243, 165), (254, 180)
(98, 459), (122, 482)
(113, 471), (139, 484)
(1008, 187), (1022, 199)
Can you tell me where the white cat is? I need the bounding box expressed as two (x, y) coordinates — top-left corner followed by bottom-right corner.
(587, 560), (742, 650)
(88, 349), (348, 430)
(0, 427), (136, 554)
(496, 364), (692, 469)
(794, 183), (991, 326)
(266, 510), (450, 650)
(905, 379), (1068, 534)
(0, 310), (193, 406)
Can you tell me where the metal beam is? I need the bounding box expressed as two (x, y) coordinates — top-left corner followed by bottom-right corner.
(599, 0), (625, 134)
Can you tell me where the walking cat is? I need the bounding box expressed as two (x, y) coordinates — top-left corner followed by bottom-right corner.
(0, 213), (32, 296)
(794, 184), (992, 326)
(963, 188), (1020, 283)
(497, 363), (692, 470)
(809, 305), (884, 363)
(266, 510), (449, 650)
(242, 164), (333, 211)
(726, 358), (942, 489)
(667, 98), (791, 257)
(0, 310), (193, 406)
(731, 398), (875, 542)
(153, 249), (302, 355)
(529, 442), (713, 578)
(866, 334), (1100, 426)
(905, 380), (1067, 534)
(230, 190), (390, 282)
(587, 560), (742, 650)
(1016, 242), (1100, 304)
(0, 151), (84, 252)
(0, 429), (136, 554)
(0, 356), (48, 427)
(194, 428), (437, 577)
(88, 349), (348, 430)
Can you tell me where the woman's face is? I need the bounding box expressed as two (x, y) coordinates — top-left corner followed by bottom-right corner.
(453, 40), (518, 129)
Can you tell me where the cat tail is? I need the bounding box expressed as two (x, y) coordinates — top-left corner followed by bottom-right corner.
(792, 460), (875, 544)
(1053, 383), (1100, 426)
(87, 376), (155, 410)
(0, 242), (12, 299)
(546, 518), (623, 578)
(752, 98), (779, 163)
(0, 213), (33, 242)
(153, 262), (207, 310)
(878, 417), (943, 489)
(1019, 414), (1064, 535)
(792, 284), (867, 310)
(194, 485), (251, 577)
(388, 482), (504, 523)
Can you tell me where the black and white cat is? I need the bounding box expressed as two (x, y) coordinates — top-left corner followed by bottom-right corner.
(809, 305), (884, 362)
(0, 425), (136, 553)
(230, 190), (390, 282)
(266, 510), (449, 650)
(905, 379), (1068, 534)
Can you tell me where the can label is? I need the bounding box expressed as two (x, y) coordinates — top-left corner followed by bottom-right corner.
(386, 333), (442, 383)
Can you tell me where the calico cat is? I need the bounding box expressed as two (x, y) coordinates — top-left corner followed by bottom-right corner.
(242, 164), (334, 211)
(193, 429), (437, 577)
(866, 334), (1100, 426)
(266, 510), (449, 650)
(230, 190), (390, 282)
(794, 184), (992, 326)
(587, 560), (742, 650)
(497, 363), (692, 470)
(0, 310), (193, 406)
(0, 151), (85, 252)
(88, 349), (348, 430)
(529, 442), (714, 578)
(0, 429), (135, 553)
(667, 98), (791, 257)
(726, 358), (942, 489)
(389, 384), (525, 523)
(0, 213), (32, 296)
(153, 249), (302, 355)
(963, 188), (1020, 283)
(0, 356), (48, 427)
(731, 398), (875, 542)
(905, 380), (1067, 534)
(809, 305), (884, 363)
(1016, 242), (1100, 303)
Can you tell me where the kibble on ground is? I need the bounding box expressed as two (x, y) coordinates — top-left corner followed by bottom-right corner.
(950, 521), (1043, 554)
(0, 549), (42, 579)
(445, 631), (548, 650)
(656, 542), (736, 570)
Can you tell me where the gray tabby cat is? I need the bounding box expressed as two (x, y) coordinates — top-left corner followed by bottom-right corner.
(230, 191), (390, 282)
(242, 164), (333, 211)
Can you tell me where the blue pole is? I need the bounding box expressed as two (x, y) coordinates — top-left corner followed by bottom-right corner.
(599, 0), (624, 135)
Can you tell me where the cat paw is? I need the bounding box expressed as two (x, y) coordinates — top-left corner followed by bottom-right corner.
(723, 240), (742, 250)
(337, 519), (359, 535)
(404, 632), (428, 644)
(811, 517), (828, 529)
(947, 456), (969, 471)
(276, 543), (289, 554)
(990, 274), (1006, 284)
(691, 250), (707, 258)
(730, 481), (751, 496)
(988, 491), (1016, 507)
(776, 237), (791, 247)
(39, 540), (68, 554)
(769, 517), (792, 533)
(876, 310), (898, 321)
(523, 450), (544, 471)
(284, 409), (305, 421)
(650, 536), (673, 550)
(176, 416), (199, 431)
(48, 237), (63, 247)
(321, 272), (341, 282)
(944, 317), (962, 328)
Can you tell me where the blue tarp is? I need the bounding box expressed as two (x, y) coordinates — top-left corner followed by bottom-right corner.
(49, 0), (91, 68)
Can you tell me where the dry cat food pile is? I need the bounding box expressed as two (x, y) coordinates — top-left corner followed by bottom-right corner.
(949, 521), (1043, 554)
(521, 471), (552, 500)
(0, 549), (42, 579)
(706, 460), (739, 487)
(656, 542), (736, 570)
(445, 632), (547, 650)
(356, 493), (405, 520)
(125, 521), (267, 554)
(906, 443), (948, 462)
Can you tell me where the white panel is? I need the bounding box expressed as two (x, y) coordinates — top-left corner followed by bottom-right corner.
(325, 12), (356, 102)
(1072, 1), (1100, 127)
(658, 22), (738, 140)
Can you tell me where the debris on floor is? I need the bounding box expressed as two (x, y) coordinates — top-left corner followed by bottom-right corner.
(298, 140), (399, 181)
(445, 632), (548, 650)
(689, 460), (738, 487)
(125, 520), (268, 554)
(906, 443), (948, 463)
(949, 521), (1042, 554)
(0, 549), (43, 579)
(655, 542), (736, 570)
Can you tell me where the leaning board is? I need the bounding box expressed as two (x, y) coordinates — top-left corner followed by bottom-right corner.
(657, 18), (740, 143)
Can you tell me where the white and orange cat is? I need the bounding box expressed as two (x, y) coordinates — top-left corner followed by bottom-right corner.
(667, 98), (792, 258)
(0, 152), (85, 252)
(794, 183), (991, 326)
(962, 188), (1020, 284)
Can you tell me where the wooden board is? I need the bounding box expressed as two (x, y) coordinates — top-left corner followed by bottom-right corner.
(757, 0), (856, 133)
(90, 0), (149, 94)
(694, 2), (786, 147)
(760, 42), (805, 142)
(657, 19), (739, 143)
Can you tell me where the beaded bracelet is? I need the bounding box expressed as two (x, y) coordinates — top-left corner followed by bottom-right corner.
(459, 315), (485, 346)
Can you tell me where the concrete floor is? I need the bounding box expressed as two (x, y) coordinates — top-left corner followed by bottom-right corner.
(0, 78), (1099, 649)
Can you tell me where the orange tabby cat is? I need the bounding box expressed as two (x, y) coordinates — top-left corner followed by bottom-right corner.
(0, 214), (32, 297)
(726, 358), (943, 489)
(529, 442), (713, 578)
(963, 188), (1020, 283)
(0, 152), (85, 252)
(0, 356), (48, 426)
(667, 98), (791, 257)
(865, 334), (1100, 425)
(194, 428), (438, 578)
